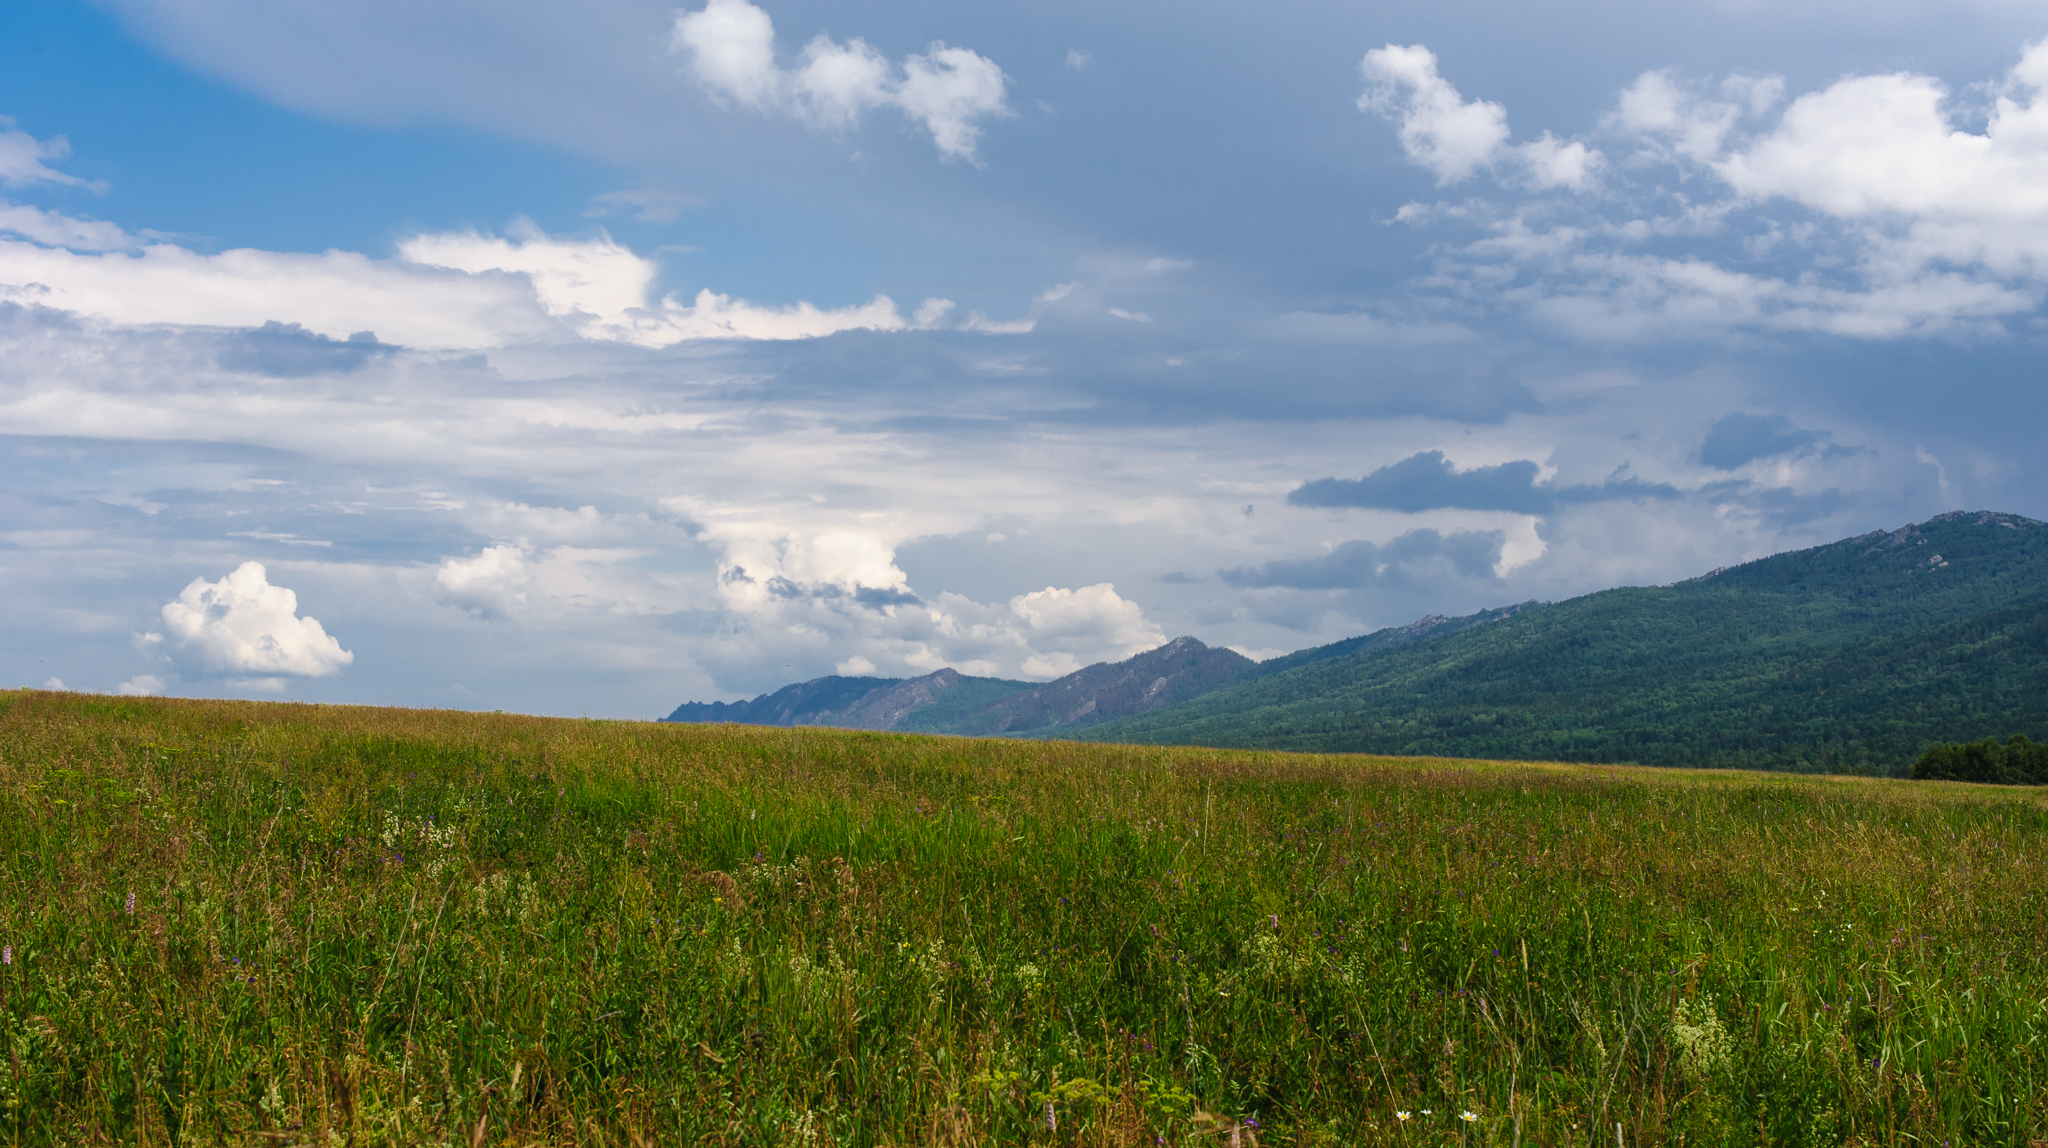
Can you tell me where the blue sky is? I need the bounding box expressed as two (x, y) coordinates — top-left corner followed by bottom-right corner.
(5, 0), (2047, 715)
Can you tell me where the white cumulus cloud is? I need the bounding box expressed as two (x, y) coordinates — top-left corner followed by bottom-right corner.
(1001, 583), (1165, 678)
(1608, 71), (1780, 164)
(672, 0), (1010, 163)
(1517, 133), (1601, 191)
(1713, 42), (2048, 278)
(1359, 45), (1601, 190)
(1360, 45), (1509, 185)
(160, 561), (353, 678)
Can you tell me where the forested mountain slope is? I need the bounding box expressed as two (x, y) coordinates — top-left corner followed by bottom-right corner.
(910, 636), (1252, 735)
(663, 638), (1252, 735)
(663, 669), (1032, 730)
(1077, 511), (2048, 773)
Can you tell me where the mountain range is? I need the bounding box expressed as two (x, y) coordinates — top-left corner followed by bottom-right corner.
(664, 510), (2048, 774)
(666, 635), (1253, 736)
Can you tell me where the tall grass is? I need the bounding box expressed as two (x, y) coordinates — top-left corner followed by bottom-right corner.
(0, 689), (2042, 1145)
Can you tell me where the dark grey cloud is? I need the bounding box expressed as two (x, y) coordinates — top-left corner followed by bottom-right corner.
(757, 573), (922, 611)
(1292, 452), (1547, 513)
(1288, 451), (1678, 513)
(1699, 414), (1827, 470)
(215, 321), (394, 377)
(1220, 528), (1504, 590)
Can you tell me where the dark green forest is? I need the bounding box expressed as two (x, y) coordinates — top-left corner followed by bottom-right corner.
(1912, 733), (2048, 784)
(1079, 511), (2048, 775)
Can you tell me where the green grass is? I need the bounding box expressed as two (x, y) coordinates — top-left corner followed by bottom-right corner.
(0, 689), (2044, 1146)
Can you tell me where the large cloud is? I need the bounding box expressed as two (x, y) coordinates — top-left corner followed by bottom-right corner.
(1716, 43), (2048, 277)
(158, 561), (354, 678)
(672, 0), (1009, 163)
(0, 287), (1963, 710)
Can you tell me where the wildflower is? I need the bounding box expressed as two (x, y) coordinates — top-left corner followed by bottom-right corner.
(1460, 1110), (1479, 1123)
(1045, 1101), (1056, 1132)
(1396, 1110), (1411, 1122)
(1421, 1109), (1432, 1115)
(3, 945), (10, 965)
(126, 891), (135, 916)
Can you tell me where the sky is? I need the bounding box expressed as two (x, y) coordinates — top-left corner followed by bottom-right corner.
(5, 0), (2048, 717)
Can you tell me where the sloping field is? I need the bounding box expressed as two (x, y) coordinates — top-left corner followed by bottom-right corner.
(0, 689), (2043, 1145)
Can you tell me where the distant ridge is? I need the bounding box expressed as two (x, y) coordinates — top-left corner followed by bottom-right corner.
(663, 674), (906, 727)
(662, 636), (1254, 736)
(664, 511), (2048, 774)
(934, 636), (1254, 735)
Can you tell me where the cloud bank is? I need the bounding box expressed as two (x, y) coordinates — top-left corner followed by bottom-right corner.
(9, 14), (2048, 715)
(1373, 39), (2048, 340)
(0, 220), (949, 349)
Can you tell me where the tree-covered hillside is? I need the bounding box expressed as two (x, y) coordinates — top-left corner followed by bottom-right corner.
(1079, 511), (2048, 774)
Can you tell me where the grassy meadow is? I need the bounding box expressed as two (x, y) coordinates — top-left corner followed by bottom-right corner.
(0, 689), (2044, 1146)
